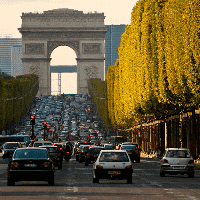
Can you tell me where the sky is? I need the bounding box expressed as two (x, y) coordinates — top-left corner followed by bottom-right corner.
(0, 0), (138, 94)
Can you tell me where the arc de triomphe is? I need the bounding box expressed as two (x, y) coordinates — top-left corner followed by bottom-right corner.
(18, 9), (107, 96)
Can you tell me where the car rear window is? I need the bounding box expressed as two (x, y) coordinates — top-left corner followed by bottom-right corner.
(121, 145), (136, 150)
(90, 148), (104, 153)
(4, 143), (20, 149)
(41, 147), (58, 153)
(166, 150), (191, 158)
(43, 143), (52, 146)
(99, 152), (129, 162)
(13, 149), (48, 159)
(34, 143), (43, 147)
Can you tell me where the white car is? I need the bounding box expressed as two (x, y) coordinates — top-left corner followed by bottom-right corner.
(160, 148), (195, 177)
(93, 150), (133, 184)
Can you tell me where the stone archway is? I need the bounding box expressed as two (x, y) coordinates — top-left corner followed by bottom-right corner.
(19, 9), (107, 96)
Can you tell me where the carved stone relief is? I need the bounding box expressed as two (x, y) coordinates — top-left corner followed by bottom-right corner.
(47, 41), (79, 57)
(25, 43), (44, 54)
(82, 43), (101, 54)
(84, 66), (99, 83)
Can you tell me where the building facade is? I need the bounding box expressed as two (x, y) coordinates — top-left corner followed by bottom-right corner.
(11, 45), (23, 77)
(0, 38), (22, 76)
(105, 24), (126, 78)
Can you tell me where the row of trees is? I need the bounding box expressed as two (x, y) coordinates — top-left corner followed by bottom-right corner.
(106, 0), (200, 128)
(0, 74), (39, 132)
(87, 78), (112, 129)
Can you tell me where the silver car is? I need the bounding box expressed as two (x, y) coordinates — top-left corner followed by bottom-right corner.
(160, 148), (195, 178)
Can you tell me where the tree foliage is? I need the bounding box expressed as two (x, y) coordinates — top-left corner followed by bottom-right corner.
(106, 0), (200, 128)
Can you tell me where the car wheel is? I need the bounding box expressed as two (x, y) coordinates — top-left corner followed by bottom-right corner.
(76, 155), (79, 161)
(7, 177), (15, 186)
(160, 171), (165, 177)
(58, 164), (62, 170)
(65, 157), (69, 161)
(127, 177), (132, 184)
(85, 161), (88, 166)
(93, 177), (99, 183)
(48, 173), (55, 186)
(188, 172), (194, 178)
(136, 157), (140, 163)
(79, 158), (82, 163)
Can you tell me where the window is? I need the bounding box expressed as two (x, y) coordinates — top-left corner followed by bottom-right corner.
(99, 152), (129, 162)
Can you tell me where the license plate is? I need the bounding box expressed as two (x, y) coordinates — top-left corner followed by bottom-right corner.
(108, 171), (121, 175)
(24, 164), (37, 167)
(172, 166), (185, 169)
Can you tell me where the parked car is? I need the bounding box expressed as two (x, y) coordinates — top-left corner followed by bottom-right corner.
(93, 150), (133, 183)
(160, 148), (195, 177)
(7, 147), (55, 186)
(1, 142), (21, 159)
(39, 145), (63, 170)
(85, 146), (105, 166)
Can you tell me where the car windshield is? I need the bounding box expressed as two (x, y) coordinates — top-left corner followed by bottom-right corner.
(121, 145), (136, 150)
(166, 150), (191, 158)
(13, 149), (48, 159)
(99, 152), (129, 162)
(4, 143), (19, 149)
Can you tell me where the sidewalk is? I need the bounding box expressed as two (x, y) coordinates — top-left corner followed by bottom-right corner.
(140, 152), (200, 170)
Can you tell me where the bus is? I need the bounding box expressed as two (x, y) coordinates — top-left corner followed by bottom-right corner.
(0, 135), (30, 147)
(109, 136), (128, 145)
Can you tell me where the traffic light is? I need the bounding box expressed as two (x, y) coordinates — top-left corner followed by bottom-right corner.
(30, 116), (35, 125)
(43, 122), (47, 130)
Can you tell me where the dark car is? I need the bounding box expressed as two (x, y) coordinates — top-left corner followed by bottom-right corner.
(120, 145), (140, 163)
(2, 142), (21, 159)
(78, 145), (92, 163)
(39, 145), (63, 170)
(73, 141), (93, 161)
(85, 146), (105, 166)
(7, 147), (55, 186)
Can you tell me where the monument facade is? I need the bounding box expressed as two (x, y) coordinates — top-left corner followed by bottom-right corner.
(18, 9), (107, 96)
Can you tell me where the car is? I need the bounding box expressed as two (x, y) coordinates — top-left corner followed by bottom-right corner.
(73, 141), (93, 161)
(93, 150), (133, 183)
(160, 148), (195, 178)
(39, 145), (63, 170)
(120, 145), (140, 163)
(1, 142), (21, 159)
(78, 145), (92, 163)
(7, 147), (55, 186)
(85, 146), (105, 166)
